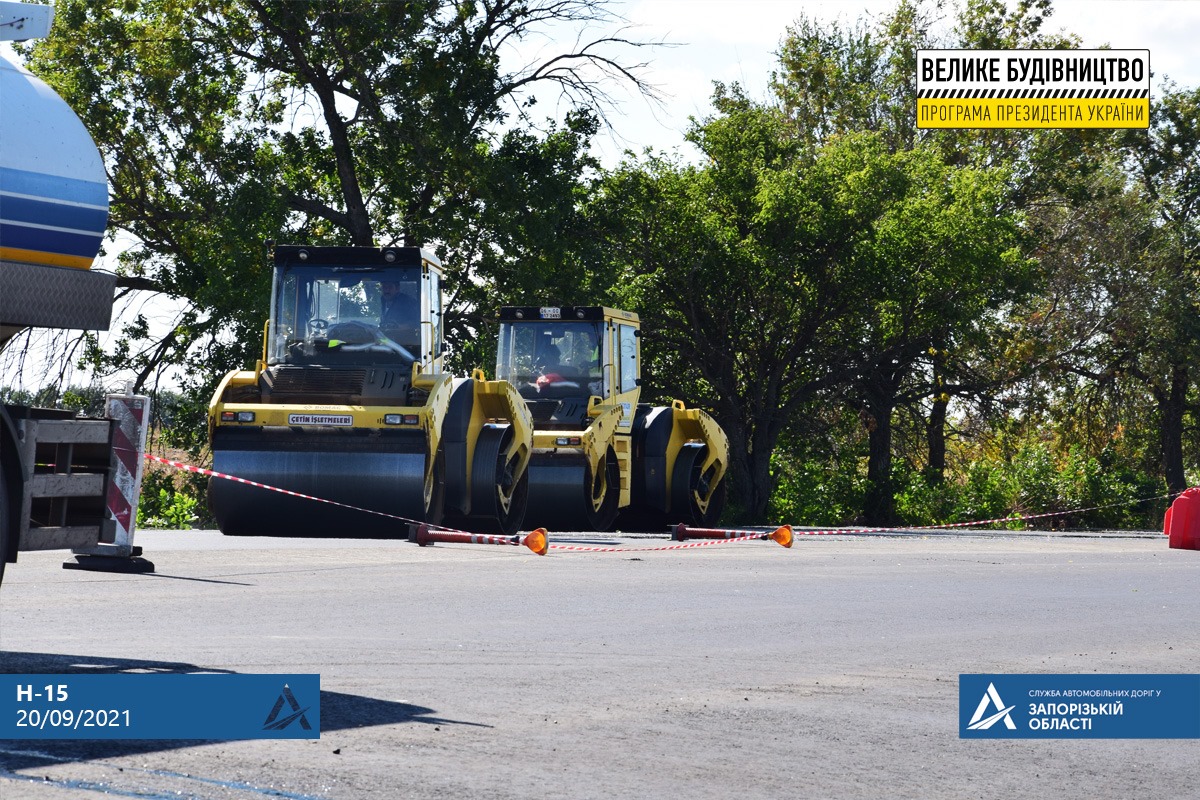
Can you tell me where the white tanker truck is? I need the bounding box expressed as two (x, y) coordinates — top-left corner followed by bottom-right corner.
(0, 2), (150, 586)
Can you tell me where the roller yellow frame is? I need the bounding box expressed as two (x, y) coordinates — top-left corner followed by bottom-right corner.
(495, 305), (729, 531)
(207, 245), (532, 537)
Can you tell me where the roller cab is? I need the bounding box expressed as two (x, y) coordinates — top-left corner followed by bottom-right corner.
(208, 246), (531, 537)
(495, 306), (728, 532)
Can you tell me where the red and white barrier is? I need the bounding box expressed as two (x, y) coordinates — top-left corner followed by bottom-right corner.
(104, 394), (150, 550)
(409, 524), (549, 555)
(1163, 488), (1200, 550)
(65, 393), (156, 574)
(673, 524), (794, 547)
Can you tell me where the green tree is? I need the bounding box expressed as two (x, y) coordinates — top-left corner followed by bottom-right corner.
(1121, 87), (1200, 495)
(1006, 91), (1200, 502)
(1019, 89), (1200, 498)
(768, 0), (1093, 522)
(588, 94), (865, 519)
(772, 0), (931, 153)
(839, 151), (1030, 523)
(588, 83), (1025, 522)
(25, 0), (654, 447)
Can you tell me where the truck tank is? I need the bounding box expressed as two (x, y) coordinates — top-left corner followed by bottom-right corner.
(0, 18), (115, 344)
(1, 2), (145, 586)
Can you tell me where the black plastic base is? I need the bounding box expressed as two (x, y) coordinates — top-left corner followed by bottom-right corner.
(63, 555), (156, 574)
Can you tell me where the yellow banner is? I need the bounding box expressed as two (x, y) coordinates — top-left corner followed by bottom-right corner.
(917, 98), (1149, 129)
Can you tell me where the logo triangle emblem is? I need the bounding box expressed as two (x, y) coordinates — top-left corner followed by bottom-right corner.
(263, 684), (313, 731)
(967, 682), (1017, 730)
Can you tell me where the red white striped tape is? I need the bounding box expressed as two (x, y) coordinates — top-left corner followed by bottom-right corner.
(146, 453), (1173, 552)
(784, 494), (1173, 538)
(145, 453), (431, 528)
(547, 533), (773, 553)
(145, 453), (782, 552)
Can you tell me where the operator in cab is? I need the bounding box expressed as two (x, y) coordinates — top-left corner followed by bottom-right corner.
(378, 279), (420, 350)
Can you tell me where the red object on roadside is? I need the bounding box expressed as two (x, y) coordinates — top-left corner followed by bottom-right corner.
(672, 524), (794, 548)
(1164, 488), (1200, 550)
(409, 523), (548, 555)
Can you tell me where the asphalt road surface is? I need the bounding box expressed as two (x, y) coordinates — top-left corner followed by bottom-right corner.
(1, 527), (1197, 799)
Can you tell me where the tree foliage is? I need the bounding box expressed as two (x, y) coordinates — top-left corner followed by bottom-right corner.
(588, 83), (1027, 521)
(25, 0), (653, 447)
(591, 94), (870, 518)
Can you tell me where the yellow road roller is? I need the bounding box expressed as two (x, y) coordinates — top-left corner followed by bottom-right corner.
(494, 306), (728, 531)
(208, 245), (533, 537)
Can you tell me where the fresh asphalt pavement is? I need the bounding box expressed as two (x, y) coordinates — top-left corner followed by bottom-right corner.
(1, 525), (1197, 799)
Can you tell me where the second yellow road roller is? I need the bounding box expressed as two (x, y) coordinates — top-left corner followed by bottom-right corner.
(494, 306), (729, 531)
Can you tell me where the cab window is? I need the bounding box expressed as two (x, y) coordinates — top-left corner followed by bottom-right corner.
(617, 324), (638, 393)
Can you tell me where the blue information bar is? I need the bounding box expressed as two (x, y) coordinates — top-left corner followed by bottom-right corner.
(960, 674), (1200, 738)
(0, 674), (320, 740)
